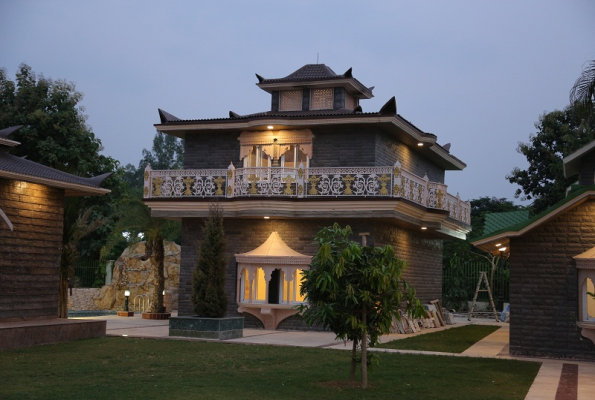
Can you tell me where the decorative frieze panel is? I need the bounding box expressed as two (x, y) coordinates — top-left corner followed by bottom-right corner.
(143, 161), (471, 225)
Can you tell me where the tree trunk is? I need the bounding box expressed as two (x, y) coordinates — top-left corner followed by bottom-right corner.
(58, 276), (68, 318)
(361, 309), (368, 389)
(350, 338), (358, 381)
(154, 237), (165, 313)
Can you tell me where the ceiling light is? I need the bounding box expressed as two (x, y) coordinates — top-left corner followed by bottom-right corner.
(417, 142), (424, 147)
(495, 243), (502, 247)
(498, 246), (507, 252)
(264, 216), (270, 219)
(267, 125), (274, 130)
(421, 226), (427, 230)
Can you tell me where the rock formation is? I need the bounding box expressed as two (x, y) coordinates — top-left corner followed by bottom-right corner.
(93, 240), (180, 311)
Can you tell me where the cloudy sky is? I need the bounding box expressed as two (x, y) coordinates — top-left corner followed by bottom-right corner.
(2, 1), (594, 203)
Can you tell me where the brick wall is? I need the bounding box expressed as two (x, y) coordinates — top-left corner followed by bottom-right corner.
(184, 131), (241, 169)
(0, 179), (64, 322)
(180, 217), (443, 329)
(375, 132), (445, 183)
(310, 127), (376, 167)
(509, 200), (595, 360)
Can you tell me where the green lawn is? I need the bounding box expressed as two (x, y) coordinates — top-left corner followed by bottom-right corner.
(1, 336), (539, 399)
(378, 324), (501, 353)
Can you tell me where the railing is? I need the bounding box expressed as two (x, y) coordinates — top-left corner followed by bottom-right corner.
(143, 162), (471, 225)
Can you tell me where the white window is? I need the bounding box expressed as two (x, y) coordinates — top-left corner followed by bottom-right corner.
(280, 145), (309, 169)
(280, 90), (302, 111)
(310, 88), (334, 110)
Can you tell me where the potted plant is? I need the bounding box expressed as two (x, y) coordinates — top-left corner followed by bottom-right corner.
(169, 204), (243, 339)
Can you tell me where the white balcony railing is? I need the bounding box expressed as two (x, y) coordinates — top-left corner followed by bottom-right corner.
(143, 161), (470, 225)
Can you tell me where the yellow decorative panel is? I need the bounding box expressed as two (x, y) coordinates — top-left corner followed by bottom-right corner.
(280, 90), (302, 111)
(296, 269), (306, 302)
(256, 268), (267, 301)
(311, 88), (333, 110)
(588, 279), (595, 318)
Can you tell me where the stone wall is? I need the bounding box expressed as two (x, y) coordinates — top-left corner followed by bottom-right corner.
(68, 288), (102, 311)
(0, 179), (64, 322)
(94, 241), (180, 312)
(509, 200), (595, 360)
(180, 218), (443, 329)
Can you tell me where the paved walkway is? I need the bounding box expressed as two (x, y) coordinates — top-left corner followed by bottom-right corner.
(75, 313), (595, 400)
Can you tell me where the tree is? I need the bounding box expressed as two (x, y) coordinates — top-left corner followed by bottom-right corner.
(192, 204), (227, 317)
(298, 223), (423, 389)
(123, 130), (184, 192)
(570, 60), (595, 123)
(101, 195), (180, 313)
(507, 107), (594, 213)
(0, 63), (125, 314)
(59, 203), (106, 318)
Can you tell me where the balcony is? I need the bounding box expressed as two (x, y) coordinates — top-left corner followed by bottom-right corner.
(143, 161), (470, 225)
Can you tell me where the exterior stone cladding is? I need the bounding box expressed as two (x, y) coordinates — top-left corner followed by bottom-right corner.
(183, 126), (442, 182)
(509, 200), (595, 360)
(179, 217), (442, 330)
(0, 179), (64, 322)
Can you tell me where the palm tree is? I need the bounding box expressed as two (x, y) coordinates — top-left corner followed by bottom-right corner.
(101, 196), (176, 313)
(570, 60), (595, 121)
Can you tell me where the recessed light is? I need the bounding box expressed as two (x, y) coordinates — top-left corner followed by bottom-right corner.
(417, 142), (424, 147)
(264, 216), (270, 219)
(421, 226), (427, 230)
(267, 125), (274, 130)
(498, 246), (507, 252)
(495, 243), (502, 247)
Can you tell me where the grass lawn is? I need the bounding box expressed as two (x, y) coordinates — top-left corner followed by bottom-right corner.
(1, 336), (539, 399)
(378, 324), (501, 353)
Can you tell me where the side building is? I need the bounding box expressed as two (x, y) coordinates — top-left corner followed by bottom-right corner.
(144, 64), (471, 329)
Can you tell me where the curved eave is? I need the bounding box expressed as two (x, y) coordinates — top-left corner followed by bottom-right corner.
(257, 77), (373, 99)
(0, 169), (111, 196)
(471, 189), (595, 253)
(144, 197), (470, 240)
(155, 114), (466, 171)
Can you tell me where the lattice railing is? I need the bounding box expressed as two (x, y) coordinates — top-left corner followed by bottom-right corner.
(143, 162), (470, 224)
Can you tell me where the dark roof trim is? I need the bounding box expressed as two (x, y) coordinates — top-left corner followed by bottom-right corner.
(0, 125), (23, 147)
(379, 97), (397, 115)
(471, 185), (595, 251)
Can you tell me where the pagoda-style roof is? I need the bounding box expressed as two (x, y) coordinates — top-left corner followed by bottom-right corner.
(256, 64), (374, 99)
(235, 232), (312, 265)
(0, 126), (111, 196)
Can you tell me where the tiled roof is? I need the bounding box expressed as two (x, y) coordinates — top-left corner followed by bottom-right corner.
(472, 185), (595, 245)
(261, 64), (339, 83)
(0, 126), (110, 194)
(0, 149), (111, 189)
(483, 210), (530, 235)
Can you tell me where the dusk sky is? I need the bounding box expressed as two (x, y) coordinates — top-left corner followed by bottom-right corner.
(2, 1), (594, 204)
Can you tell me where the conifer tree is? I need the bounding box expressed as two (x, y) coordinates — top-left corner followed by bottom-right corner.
(192, 204), (227, 317)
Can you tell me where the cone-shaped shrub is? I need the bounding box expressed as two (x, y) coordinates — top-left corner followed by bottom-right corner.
(192, 204), (227, 317)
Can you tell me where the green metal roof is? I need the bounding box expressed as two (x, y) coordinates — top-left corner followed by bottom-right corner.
(472, 185), (595, 246)
(483, 210), (530, 235)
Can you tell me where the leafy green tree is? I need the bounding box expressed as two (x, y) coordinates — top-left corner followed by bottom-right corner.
(192, 204), (228, 318)
(0, 64), (125, 258)
(123, 130), (184, 192)
(298, 223), (423, 389)
(507, 107), (594, 213)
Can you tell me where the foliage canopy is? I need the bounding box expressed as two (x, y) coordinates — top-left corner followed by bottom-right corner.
(298, 223), (423, 388)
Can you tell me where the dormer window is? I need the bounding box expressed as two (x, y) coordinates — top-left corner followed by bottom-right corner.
(310, 88), (334, 110)
(279, 90), (302, 111)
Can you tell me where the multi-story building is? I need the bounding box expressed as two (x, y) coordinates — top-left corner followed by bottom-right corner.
(144, 64), (470, 329)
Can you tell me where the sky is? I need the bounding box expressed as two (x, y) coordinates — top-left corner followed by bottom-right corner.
(1, 0), (594, 204)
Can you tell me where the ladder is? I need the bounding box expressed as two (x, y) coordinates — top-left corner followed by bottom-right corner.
(468, 271), (499, 322)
